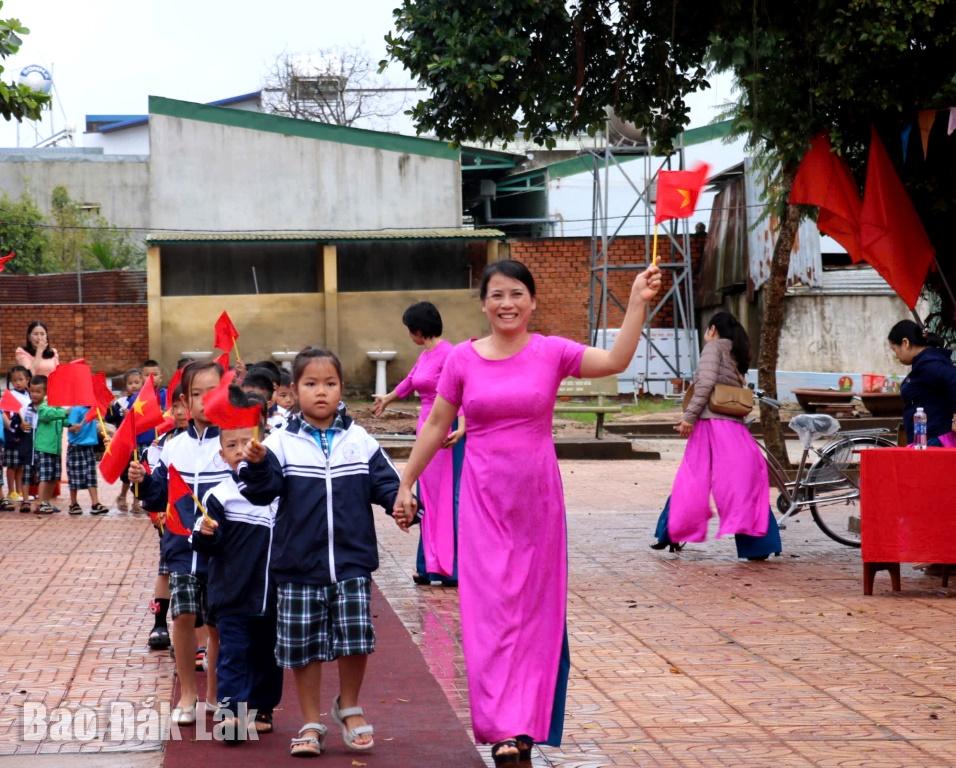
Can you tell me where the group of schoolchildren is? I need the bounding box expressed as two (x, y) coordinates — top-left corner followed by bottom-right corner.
(121, 348), (413, 756)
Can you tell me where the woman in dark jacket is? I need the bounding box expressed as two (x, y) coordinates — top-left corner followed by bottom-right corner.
(888, 320), (956, 446)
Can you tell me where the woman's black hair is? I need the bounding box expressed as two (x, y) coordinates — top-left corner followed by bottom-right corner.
(401, 301), (443, 338)
(708, 311), (751, 374)
(292, 348), (343, 386)
(180, 360), (223, 402)
(24, 321), (55, 359)
(479, 259), (536, 300)
(887, 320), (944, 349)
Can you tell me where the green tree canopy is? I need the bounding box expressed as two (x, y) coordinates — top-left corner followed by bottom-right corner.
(0, 3), (50, 121)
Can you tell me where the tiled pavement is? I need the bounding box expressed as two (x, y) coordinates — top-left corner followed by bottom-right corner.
(2, 452), (956, 766)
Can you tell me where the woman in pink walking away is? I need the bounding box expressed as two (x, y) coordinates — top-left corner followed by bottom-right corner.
(667, 311), (772, 546)
(393, 259), (661, 765)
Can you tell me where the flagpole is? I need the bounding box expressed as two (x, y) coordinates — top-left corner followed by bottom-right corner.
(191, 491), (214, 525)
(652, 223), (659, 266)
(232, 338), (243, 366)
(933, 257), (956, 309)
(130, 407), (139, 499)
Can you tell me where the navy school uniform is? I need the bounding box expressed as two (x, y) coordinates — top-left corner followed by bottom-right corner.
(192, 476), (282, 717)
(138, 423), (232, 578)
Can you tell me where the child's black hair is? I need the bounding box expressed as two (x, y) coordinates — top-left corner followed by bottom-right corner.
(180, 360), (223, 401)
(244, 366), (279, 391)
(252, 360), (282, 380)
(142, 359), (160, 368)
(226, 384), (268, 429)
(278, 369), (292, 387)
(29, 375), (48, 388)
(124, 368), (143, 385)
(292, 348), (343, 386)
(7, 365), (30, 387)
(170, 384), (184, 403)
(176, 357), (193, 370)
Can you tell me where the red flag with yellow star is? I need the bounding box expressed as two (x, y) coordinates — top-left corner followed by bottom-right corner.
(99, 412), (135, 484)
(131, 375), (165, 438)
(654, 163), (710, 224)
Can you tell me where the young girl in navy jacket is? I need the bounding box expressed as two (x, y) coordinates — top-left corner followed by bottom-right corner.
(129, 361), (231, 725)
(238, 348), (415, 758)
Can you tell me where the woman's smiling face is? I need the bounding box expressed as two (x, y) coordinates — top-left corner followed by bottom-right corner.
(481, 273), (536, 335)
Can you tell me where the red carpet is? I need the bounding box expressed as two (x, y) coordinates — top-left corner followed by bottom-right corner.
(163, 583), (484, 767)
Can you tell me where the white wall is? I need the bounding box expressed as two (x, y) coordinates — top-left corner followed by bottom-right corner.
(148, 113), (461, 231)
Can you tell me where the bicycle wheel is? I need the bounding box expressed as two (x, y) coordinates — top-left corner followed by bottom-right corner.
(806, 435), (895, 547)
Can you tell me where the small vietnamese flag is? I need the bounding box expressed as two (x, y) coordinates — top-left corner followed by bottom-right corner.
(47, 360), (97, 407)
(203, 369), (262, 429)
(84, 373), (116, 423)
(0, 389), (23, 413)
(165, 465), (195, 536)
(131, 375), (165, 436)
(654, 163), (711, 224)
(215, 350), (230, 371)
(0, 251), (14, 272)
(213, 311), (240, 352)
(166, 367), (184, 399)
(99, 412), (136, 484)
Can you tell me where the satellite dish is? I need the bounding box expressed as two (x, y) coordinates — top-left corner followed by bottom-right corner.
(18, 65), (53, 95)
(605, 107), (646, 145)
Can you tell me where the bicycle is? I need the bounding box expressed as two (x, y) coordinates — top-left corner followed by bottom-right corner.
(755, 390), (896, 547)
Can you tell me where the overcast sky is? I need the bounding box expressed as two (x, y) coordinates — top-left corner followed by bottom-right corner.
(0, 0), (736, 148)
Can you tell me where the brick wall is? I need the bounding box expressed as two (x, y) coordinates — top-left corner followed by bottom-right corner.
(1, 304), (148, 375)
(506, 235), (705, 342)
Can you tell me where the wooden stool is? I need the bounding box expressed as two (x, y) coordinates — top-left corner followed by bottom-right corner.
(863, 562), (901, 595)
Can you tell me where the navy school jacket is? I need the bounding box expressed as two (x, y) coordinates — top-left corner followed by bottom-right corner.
(138, 423), (232, 576)
(192, 476), (276, 618)
(237, 411), (407, 586)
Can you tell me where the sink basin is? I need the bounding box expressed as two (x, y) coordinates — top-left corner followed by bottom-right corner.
(367, 350), (397, 362)
(180, 350), (213, 361)
(272, 351), (298, 370)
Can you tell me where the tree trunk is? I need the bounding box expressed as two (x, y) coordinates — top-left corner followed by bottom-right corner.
(757, 199), (802, 469)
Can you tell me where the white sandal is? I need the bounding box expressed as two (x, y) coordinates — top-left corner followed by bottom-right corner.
(332, 695), (374, 751)
(290, 722), (327, 758)
(171, 701), (197, 726)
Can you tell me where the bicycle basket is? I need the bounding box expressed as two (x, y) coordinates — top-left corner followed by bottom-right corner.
(789, 414), (840, 449)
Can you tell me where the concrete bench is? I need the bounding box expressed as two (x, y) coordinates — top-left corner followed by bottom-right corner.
(554, 376), (622, 439)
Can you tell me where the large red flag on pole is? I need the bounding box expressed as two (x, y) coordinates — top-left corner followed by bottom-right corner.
(789, 133), (864, 263)
(859, 127), (935, 309)
(99, 413), (135, 484)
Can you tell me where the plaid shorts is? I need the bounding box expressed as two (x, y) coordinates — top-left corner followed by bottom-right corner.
(28, 452), (61, 484)
(66, 445), (98, 489)
(275, 578), (375, 668)
(169, 572), (207, 626)
(4, 440), (30, 468)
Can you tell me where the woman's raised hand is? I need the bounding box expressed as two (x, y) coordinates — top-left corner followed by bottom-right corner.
(371, 394), (388, 417)
(633, 264), (663, 303)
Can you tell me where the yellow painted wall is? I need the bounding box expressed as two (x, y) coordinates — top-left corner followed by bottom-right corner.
(337, 290), (487, 389)
(156, 294), (326, 373)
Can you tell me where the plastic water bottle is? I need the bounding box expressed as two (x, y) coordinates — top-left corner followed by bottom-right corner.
(914, 407), (928, 450)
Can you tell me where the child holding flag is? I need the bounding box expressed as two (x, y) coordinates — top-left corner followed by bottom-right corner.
(66, 405), (109, 515)
(192, 385), (283, 743)
(238, 348), (412, 757)
(2, 366), (32, 512)
(26, 376), (68, 515)
(128, 360), (231, 725)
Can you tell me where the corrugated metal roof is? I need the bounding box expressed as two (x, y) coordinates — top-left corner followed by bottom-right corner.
(146, 228), (505, 244)
(787, 267), (896, 296)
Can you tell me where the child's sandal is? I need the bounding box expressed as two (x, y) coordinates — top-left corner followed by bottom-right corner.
(254, 711), (274, 733)
(68, 503), (82, 515)
(116, 497), (128, 512)
(19, 501), (31, 514)
(290, 722), (326, 757)
(90, 503), (109, 515)
(331, 695), (374, 751)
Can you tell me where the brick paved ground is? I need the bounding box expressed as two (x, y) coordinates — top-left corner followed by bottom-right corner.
(2, 445), (956, 766)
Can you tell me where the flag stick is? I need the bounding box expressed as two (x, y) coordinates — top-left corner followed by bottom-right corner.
(232, 338), (243, 366)
(130, 407), (138, 498)
(95, 407), (109, 440)
(933, 257), (956, 308)
(652, 223), (659, 266)
(191, 491), (214, 525)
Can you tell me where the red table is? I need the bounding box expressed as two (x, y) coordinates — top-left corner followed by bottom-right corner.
(861, 447), (956, 594)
